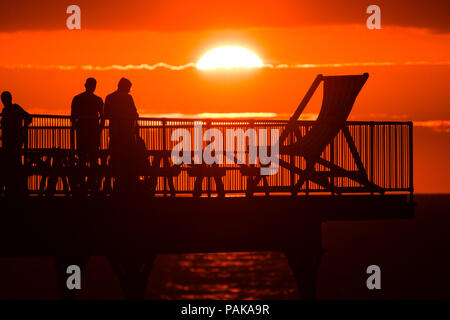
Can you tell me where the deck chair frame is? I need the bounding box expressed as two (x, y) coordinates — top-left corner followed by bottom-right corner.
(246, 73), (383, 196)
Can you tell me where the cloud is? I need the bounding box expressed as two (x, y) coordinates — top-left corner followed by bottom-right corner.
(1, 61), (449, 71)
(414, 120), (450, 133)
(83, 63), (196, 71)
(0, 63), (195, 71)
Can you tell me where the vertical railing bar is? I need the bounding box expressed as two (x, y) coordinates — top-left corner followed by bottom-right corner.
(400, 125), (404, 189)
(370, 122), (374, 194)
(409, 122), (414, 201)
(394, 125), (398, 189)
(206, 120), (211, 197)
(162, 118), (167, 197)
(290, 127), (295, 191)
(330, 130), (335, 195)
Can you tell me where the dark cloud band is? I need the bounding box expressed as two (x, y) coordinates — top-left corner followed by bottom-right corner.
(0, 0), (448, 33)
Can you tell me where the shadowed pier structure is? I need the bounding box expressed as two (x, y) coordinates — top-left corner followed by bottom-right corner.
(0, 74), (414, 299)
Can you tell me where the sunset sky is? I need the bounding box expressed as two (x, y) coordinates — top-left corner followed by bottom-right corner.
(0, 0), (449, 193)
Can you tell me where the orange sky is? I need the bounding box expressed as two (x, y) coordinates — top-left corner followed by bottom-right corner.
(0, 1), (449, 193)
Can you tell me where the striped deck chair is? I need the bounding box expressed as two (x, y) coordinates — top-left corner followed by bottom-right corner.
(246, 73), (382, 196)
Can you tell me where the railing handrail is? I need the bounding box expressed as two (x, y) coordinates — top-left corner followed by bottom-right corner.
(0, 113), (413, 127)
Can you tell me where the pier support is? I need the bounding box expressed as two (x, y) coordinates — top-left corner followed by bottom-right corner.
(107, 255), (157, 299)
(284, 219), (323, 300)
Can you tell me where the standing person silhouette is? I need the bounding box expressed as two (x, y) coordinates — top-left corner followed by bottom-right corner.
(0, 91), (32, 197)
(71, 78), (104, 193)
(104, 78), (139, 192)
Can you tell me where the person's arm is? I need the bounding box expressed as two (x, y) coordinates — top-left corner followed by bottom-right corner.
(129, 96), (139, 135)
(103, 96), (111, 119)
(0, 108), (4, 141)
(130, 96), (139, 119)
(19, 105), (32, 127)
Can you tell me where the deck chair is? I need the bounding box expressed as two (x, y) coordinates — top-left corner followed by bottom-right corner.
(246, 73), (382, 196)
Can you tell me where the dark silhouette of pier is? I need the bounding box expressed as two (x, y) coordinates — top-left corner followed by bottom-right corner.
(0, 74), (414, 299)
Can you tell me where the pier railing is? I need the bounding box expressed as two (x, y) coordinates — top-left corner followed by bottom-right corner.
(0, 114), (413, 197)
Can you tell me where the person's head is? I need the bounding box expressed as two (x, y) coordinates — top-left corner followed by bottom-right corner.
(118, 77), (132, 93)
(1, 91), (12, 107)
(84, 77), (97, 93)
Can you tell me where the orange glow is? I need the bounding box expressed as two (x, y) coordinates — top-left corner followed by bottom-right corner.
(0, 23), (449, 193)
(142, 112), (277, 119)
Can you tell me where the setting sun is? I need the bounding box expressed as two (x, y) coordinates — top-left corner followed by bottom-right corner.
(196, 46), (264, 70)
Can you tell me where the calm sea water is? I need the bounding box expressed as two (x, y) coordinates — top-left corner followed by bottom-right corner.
(148, 252), (298, 299)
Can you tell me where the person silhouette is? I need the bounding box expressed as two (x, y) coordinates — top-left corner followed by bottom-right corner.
(71, 78), (104, 193)
(0, 91), (32, 197)
(104, 78), (139, 192)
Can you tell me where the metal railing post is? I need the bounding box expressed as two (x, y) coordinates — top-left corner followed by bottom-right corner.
(370, 122), (374, 194)
(206, 120), (211, 197)
(290, 128), (295, 191)
(330, 132), (335, 195)
(162, 118), (167, 197)
(409, 122), (414, 201)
